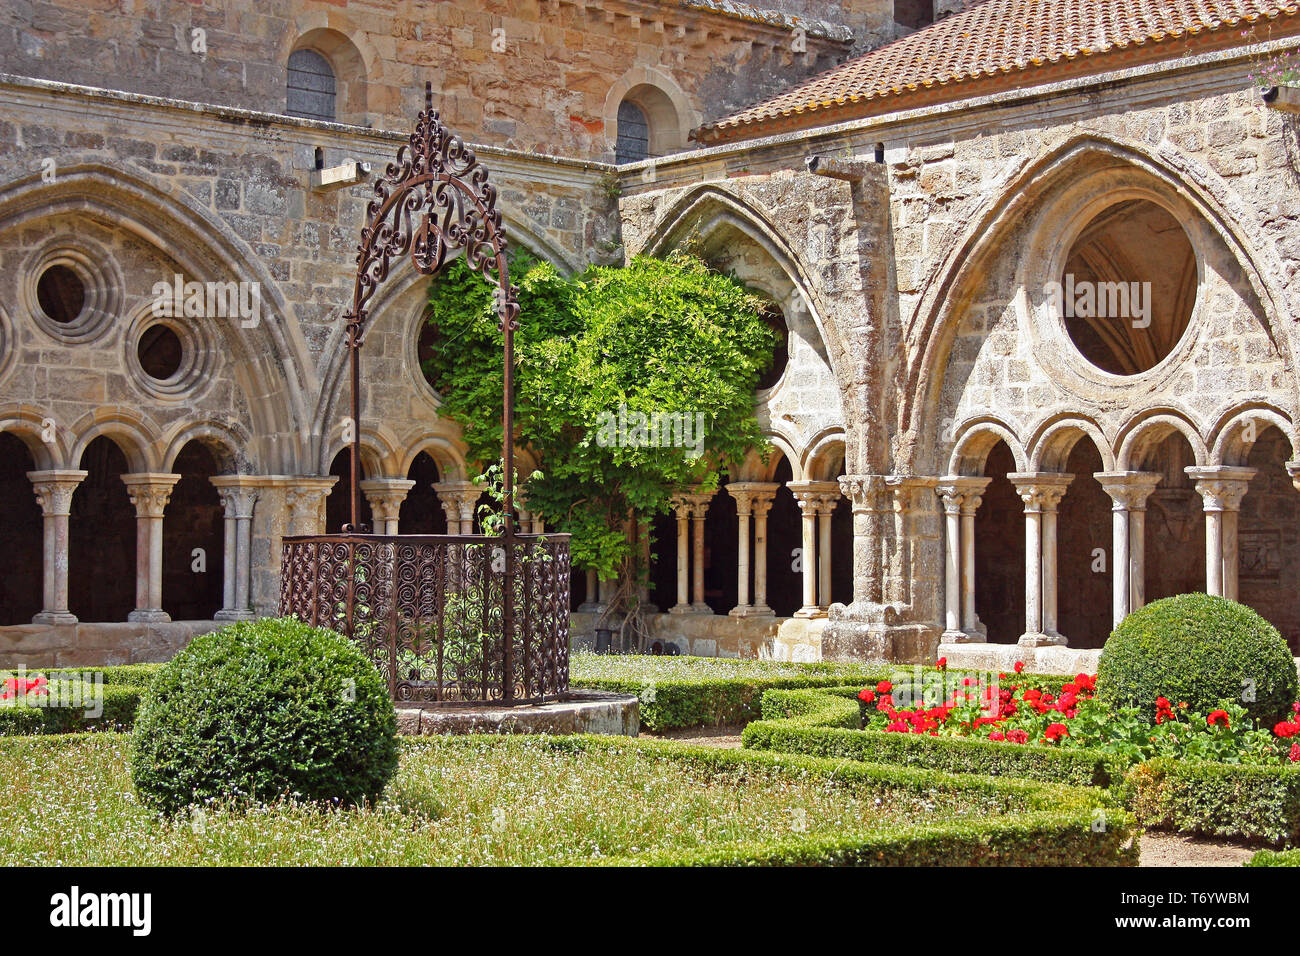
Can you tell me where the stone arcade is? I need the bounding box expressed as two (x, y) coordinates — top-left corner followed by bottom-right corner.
(2, 0), (1299, 672)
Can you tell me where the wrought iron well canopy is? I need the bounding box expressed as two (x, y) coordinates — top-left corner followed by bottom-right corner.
(279, 84), (570, 704)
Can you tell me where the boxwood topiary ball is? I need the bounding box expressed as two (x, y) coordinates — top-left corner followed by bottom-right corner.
(1097, 593), (1298, 725)
(131, 617), (398, 815)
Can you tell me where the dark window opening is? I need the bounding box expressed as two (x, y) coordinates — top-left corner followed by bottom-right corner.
(138, 325), (184, 380)
(287, 49), (337, 122)
(615, 99), (650, 164)
(37, 265), (85, 324)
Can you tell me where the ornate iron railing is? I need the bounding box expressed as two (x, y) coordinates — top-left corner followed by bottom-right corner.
(280, 533), (571, 705)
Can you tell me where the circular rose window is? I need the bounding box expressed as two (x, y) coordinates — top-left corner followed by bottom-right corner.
(1059, 200), (1196, 376)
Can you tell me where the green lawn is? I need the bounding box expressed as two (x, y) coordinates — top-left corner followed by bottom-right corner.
(569, 651), (886, 684)
(0, 732), (1053, 866)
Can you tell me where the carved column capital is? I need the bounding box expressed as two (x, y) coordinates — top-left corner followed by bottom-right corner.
(433, 480), (481, 525)
(359, 478), (416, 523)
(935, 476), (991, 517)
(837, 474), (891, 514)
(209, 475), (261, 519)
(789, 480), (840, 515)
(725, 481), (772, 516)
(1095, 471), (1162, 512)
(120, 473), (182, 518)
(1185, 466), (1256, 512)
(27, 469), (89, 516)
(1009, 473), (1074, 513)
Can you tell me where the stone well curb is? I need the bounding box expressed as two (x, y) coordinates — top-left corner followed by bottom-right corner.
(394, 689), (639, 736)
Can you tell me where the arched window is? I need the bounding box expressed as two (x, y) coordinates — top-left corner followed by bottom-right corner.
(615, 99), (650, 164)
(286, 49), (336, 122)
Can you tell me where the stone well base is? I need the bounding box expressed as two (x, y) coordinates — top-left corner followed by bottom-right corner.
(0, 620), (222, 668)
(395, 689), (639, 736)
(937, 642), (1103, 675)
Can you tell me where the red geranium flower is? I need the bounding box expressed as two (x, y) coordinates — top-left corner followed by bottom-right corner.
(1207, 710), (1230, 729)
(1291, 743), (1300, 763)
(1006, 729), (1029, 744)
(876, 680), (893, 694)
(936, 657), (947, 671)
(857, 688), (876, 704)
(1043, 723), (1069, 742)
(988, 731), (1005, 742)
(1014, 661), (1025, 674)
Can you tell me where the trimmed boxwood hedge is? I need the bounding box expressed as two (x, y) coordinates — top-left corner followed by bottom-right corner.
(568, 736), (1138, 866)
(132, 617), (398, 814)
(0, 683), (142, 735)
(1098, 593), (1298, 725)
(572, 672), (893, 732)
(744, 688), (1119, 787)
(1125, 757), (1300, 845)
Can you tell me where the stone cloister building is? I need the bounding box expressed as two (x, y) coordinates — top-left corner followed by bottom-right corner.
(2, 0), (1299, 672)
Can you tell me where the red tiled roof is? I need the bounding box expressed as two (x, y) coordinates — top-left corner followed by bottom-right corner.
(695, 0), (1300, 143)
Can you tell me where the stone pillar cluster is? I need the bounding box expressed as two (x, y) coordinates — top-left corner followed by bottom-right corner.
(725, 482), (778, 617)
(1096, 472), (1162, 628)
(210, 476), (260, 621)
(934, 476), (991, 643)
(668, 490), (714, 614)
(788, 481), (841, 618)
(1186, 466), (1256, 601)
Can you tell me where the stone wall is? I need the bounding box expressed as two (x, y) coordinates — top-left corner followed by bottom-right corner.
(0, 0), (869, 161)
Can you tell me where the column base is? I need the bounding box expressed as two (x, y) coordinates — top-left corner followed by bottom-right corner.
(688, 603), (713, 615)
(1017, 631), (1067, 648)
(667, 603), (695, 615)
(942, 629), (986, 644)
(730, 604), (775, 618)
(214, 609), (256, 622)
(32, 611), (78, 626)
(128, 609), (172, 623)
(793, 606), (828, 620)
(576, 601), (602, 614)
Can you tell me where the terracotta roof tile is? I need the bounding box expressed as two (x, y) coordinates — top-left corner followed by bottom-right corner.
(695, 0), (1300, 142)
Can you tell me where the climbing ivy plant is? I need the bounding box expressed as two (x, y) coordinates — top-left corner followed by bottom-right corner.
(422, 250), (776, 585)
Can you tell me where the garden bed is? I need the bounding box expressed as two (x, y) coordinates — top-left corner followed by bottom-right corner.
(0, 732), (1136, 866)
(569, 652), (898, 732)
(746, 684), (1300, 846)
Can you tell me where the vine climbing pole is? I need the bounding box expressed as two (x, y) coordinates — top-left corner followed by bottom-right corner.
(342, 82), (522, 700)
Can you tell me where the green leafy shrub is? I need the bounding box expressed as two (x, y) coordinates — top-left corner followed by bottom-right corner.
(1126, 757), (1300, 845)
(131, 617), (398, 814)
(1248, 848), (1300, 866)
(1098, 594), (1298, 724)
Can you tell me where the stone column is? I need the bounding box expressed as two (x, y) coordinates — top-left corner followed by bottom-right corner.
(575, 568), (600, 613)
(749, 485), (778, 616)
(668, 494), (691, 613)
(209, 476), (260, 621)
(433, 480), (480, 534)
(884, 476), (939, 610)
(726, 483), (755, 616)
(1010, 474), (1072, 647)
(359, 478), (416, 535)
(686, 491), (715, 613)
(284, 477), (337, 537)
(120, 473), (182, 623)
(27, 469), (88, 625)
(934, 477), (991, 643)
(1096, 472), (1163, 628)
(816, 496), (835, 612)
(789, 481), (839, 619)
(1186, 466), (1256, 600)
(837, 475), (890, 612)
